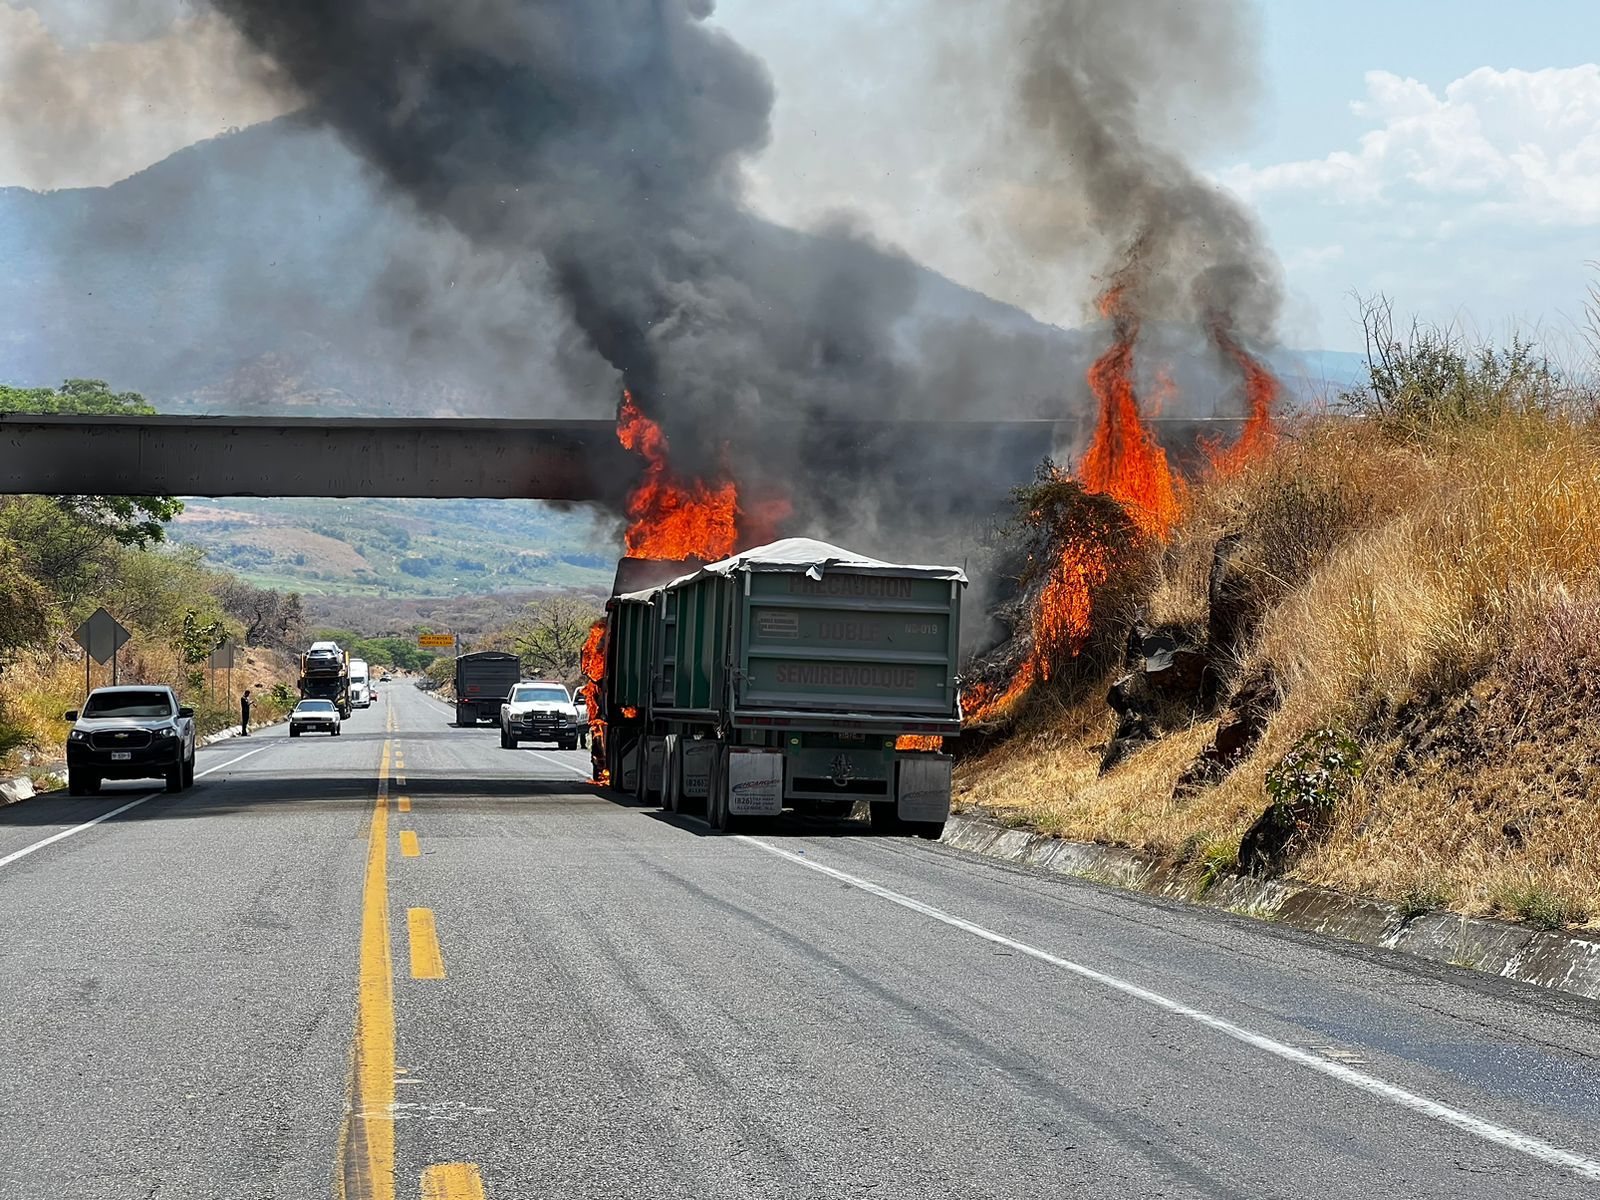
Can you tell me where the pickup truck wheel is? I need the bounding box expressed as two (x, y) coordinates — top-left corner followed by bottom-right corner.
(68, 770), (86, 797)
(289, 726), (300, 738)
(182, 755), (196, 787)
(165, 764), (184, 793)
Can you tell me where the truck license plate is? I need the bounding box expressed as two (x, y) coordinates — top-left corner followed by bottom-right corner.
(111, 751), (132, 761)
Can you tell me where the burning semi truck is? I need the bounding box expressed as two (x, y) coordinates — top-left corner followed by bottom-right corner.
(593, 538), (965, 837)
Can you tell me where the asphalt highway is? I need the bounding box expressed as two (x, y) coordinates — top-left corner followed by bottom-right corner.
(2, 683), (1599, 1199)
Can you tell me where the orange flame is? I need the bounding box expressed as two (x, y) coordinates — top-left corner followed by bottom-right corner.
(963, 662), (1035, 723)
(581, 619), (609, 784)
(895, 735), (945, 752)
(618, 390), (740, 561)
(963, 518), (1112, 723)
(964, 286), (1179, 726)
(1204, 328), (1281, 475)
(1078, 286), (1180, 541)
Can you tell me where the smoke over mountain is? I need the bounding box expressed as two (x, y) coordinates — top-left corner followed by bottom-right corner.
(955, 0), (1283, 351)
(109, 0), (1273, 563)
(203, 0), (934, 480)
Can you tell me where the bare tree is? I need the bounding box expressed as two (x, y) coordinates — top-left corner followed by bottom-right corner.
(217, 579), (306, 650)
(507, 594), (602, 684)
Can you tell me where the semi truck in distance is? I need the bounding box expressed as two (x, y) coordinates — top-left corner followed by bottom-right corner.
(349, 658), (371, 708)
(454, 651), (522, 727)
(299, 640), (351, 718)
(598, 538), (964, 836)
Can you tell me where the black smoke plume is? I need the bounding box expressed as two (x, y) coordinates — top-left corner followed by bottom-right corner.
(204, 1), (937, 480)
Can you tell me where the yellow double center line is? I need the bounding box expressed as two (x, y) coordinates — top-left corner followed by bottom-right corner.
(336, 732), (397, 1198)
(336, 704), (484, 1199)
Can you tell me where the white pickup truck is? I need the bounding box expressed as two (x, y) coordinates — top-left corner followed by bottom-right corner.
(64, 685), (197, 796)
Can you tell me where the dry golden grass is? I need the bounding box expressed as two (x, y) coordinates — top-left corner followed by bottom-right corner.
(959, 407), (1600, 929)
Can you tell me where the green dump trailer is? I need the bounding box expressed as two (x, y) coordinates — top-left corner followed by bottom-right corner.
(600, 538), (965, 835)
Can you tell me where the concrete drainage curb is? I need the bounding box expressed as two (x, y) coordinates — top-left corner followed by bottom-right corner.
(941, 812), (1600, 1005)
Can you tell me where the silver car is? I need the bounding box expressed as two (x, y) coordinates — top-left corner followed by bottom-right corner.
(289, 699), (342, 737)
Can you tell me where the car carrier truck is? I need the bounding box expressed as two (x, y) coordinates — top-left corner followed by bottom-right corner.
(598, 538), (965, 836)
(299, 640), (351, 718)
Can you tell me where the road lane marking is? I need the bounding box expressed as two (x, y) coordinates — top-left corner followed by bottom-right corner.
(420, 1163), (486, 1200)
(335, 743), (396, 1199)
(525, 751), (591, 777)
(397, 797), (411, 813)
(408, 908), (446, 979)
(0, 745), (272, 873)
(399, 831), (420, 858)
(738, 836), (1600, 1185)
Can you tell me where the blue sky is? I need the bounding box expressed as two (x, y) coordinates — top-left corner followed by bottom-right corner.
(719, 0), (1600, 353)
(1230, 2), (1600, 350)
(3, 0), (1598, 355)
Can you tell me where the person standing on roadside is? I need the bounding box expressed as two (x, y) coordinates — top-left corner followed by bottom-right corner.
(240, 688), (252, 737)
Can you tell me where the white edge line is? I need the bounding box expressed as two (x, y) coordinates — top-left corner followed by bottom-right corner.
(737, 835), (1600, 1184)
(525, 750), (593, 778)
(0, 745), (272, 872)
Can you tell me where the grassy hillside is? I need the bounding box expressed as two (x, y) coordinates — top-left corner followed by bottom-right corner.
(167, 498), (617, 597)
(957, 330), (1600, 930)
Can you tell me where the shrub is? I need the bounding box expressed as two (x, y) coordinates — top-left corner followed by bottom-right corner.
(1265, 727), (1364, 823)
(1344, 299), (1565, 435)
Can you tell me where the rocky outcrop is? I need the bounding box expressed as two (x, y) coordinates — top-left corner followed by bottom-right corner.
(1173, 666), (1280, 796)
(1100, 623), (1209, 774)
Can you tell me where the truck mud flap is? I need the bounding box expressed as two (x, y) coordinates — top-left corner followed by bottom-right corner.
(680, 740), (715, 800)
(727, 748), (784, 817)
(896, 755), (952, 823)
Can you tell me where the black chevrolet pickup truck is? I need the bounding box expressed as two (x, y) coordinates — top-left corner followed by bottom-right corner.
(65, 685), (197, 795)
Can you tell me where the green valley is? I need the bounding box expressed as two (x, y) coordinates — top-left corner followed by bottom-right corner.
(166, 497), (618, 597)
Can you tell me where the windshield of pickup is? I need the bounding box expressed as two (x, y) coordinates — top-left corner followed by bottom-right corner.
(512, 686), (569, 705)
(82, 690), (173, 719)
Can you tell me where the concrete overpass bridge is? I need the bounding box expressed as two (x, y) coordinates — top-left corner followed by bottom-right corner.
(0, 413), (1241, 500)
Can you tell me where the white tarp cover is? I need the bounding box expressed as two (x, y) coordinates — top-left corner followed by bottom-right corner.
(671, 537), (967, 592)
(614, 538), (966, 602)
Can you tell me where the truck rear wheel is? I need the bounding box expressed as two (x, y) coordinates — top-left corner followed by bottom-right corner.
(708, 747), (743, 834)
(663, 741), (683, 814)
(456, 705), (473, 727)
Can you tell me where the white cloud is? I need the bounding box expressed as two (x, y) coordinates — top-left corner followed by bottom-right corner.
(1223, 65), (1600, 225)
(0, 3), (290, 190)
